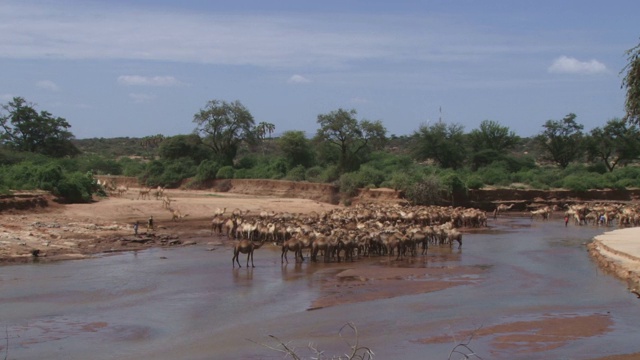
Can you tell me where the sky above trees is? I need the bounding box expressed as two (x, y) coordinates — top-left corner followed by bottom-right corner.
(0, 0), (638, 139)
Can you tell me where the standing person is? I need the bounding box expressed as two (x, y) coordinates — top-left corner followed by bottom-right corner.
(147, 216), (154, 232)
(133, 220), (139, 235)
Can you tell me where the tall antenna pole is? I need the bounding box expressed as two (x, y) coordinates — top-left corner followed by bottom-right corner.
(439, 106), (442, 123)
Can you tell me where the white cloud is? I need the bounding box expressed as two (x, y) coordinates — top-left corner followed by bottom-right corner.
(118, 75), (181, 86)
(36, 80), (60, 91)
(128, 93), (155, 103)
(287, 74), (311, 84)
(548, 56), (608, 75)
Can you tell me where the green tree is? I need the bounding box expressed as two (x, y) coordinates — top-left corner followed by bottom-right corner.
(193, 100), (255, 166)
(0, 97), (79, 157)
(535, 113), (585, 169)
(468, 120), (520, 170)
(314, 108), (387, 172)
(412, 121), (466, 169)
(158, 134), (211, 163)
(277, 130), (315, 168)
(587, 118), (640, 172)
(622, 40), (640, 125)
(468, 120), (519, 153)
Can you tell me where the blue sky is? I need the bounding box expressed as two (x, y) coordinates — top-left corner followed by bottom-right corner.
(0, 0), (638, 139)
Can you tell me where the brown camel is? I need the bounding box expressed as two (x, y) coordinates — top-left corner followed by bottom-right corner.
(232, 239), (266, 268)
(281, 238), (304, 263)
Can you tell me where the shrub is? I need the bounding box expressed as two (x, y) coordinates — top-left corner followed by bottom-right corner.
(338, 172), (360, 196)
(216, 166), (235, 179)
(466, 174), (484, 190)
(305, 166), (324, 182)
(405, 176), (442, 205)
(195, 159), (221, 181)
(285, 165), (306, 181)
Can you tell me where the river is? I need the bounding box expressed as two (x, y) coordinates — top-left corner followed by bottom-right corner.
(1, 217), (639, 360)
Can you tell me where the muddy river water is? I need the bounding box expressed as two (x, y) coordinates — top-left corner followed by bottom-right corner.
(1, 217), (640, 360)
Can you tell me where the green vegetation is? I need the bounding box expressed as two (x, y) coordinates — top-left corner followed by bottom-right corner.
(2, 83), (640, 204)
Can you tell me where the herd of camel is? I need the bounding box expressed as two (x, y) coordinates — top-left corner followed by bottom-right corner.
(210, 204), (486, 268)
(95, 178), (640, 268)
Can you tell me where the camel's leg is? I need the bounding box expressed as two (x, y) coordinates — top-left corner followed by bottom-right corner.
(233, 250), (241, 268)
(281, 247), (288, 263)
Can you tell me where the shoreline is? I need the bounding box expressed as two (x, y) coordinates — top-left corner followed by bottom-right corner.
(588, 227), (640, 293)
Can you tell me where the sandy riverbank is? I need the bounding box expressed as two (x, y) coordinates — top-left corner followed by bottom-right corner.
(588, 227), (640, 293)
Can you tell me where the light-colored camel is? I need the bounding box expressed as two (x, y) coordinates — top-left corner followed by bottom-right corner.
(154, 186), (165, 200)
(210, 215), (225, 235)
(493, 203), (514, 218)
(162, 195), (172, 209)
(232, 239), (266, 268)
(168, 207), (188, 221)
(214, 207), (226, 216)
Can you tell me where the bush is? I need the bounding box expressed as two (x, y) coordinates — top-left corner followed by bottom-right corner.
(195, 160), (221, 181)
(305, 166), (324, 182)
(216, 166), (235, 179)
(466, 174), (484, 189)
(405, 176), (442, 205)
(285, 165), (306, 181)
(338, 172), (360, 196)
(477, 164), (511, 186)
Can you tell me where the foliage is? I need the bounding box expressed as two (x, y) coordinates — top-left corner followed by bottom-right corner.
(118, 157), (146, 177)
(534, 113), (585, 168)
(622, 39), (640, 125)
(305, 166), (324, 182)
(469, 120), (519, 151)
(0, 162), (97, 202)
(405, 175), (443, 205)
(0, 97), (80, 157)
(586, 118), (640, 171)
(158, 134), (212, 164)
(193, 99), (256, 166)
(73, 137), (149, 158)
(216, 165), (235, 179)
(338, 165), (386, 196)
(285, 165), (307, 181)
(476, 162), (512, 186)
(278, 130), (315, 168)
(139, 134), (165, 159)
(195, 159), (221, 181)
(314, 108), (387, 173)
(412, 121), (467, 169)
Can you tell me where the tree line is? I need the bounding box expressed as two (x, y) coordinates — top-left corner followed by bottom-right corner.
(2, 39), (640, 203)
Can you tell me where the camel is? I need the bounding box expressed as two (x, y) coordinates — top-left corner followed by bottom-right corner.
(116, 185), (128, 197)
(210, 215), (225, 235)
(137, 187), (151, 200)
(232, 239), (266, 268)
(214, 207), (226, 216)
(154, 186), (165, 200)
(281, 237), (304, 263)
(493, 203), (514, 218)
(232, 208), (250, 218)
(162, 195), (172, 209)
(169, 207), (188, 221)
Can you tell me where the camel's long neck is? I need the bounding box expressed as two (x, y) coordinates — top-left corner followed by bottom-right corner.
(253, 241), (265, 249)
